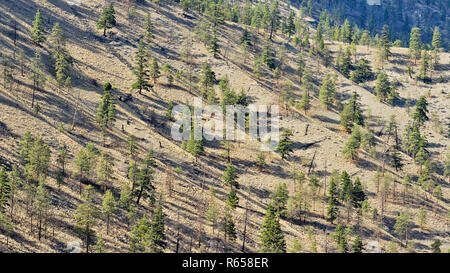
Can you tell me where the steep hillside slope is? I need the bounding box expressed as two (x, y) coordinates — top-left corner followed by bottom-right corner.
(0, 0), (448, 253)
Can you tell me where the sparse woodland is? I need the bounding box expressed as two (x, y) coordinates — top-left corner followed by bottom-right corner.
(0, 0), (449, 253)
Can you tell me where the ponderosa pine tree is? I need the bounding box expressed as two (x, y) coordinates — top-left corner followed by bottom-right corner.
(270, 183), (289, 217)
(143, 12), (154, 45)
(352, 235), (363, 253)
(350, 58), (373, 83)
(222, 209), (237, 242)
(30, 51), (45, 109)
(149, 57), (161, 84)
(74, 185), (99, 253)
(97, 150), (114, 192)
(34, 179), (50, 241)
(148, 199), (166, 252)
(338, 46), (352, 78)
(134, 166), (155, 206)
(102, 189), (117, 235)
(97, 3), (116, 37)
(128, 215), (151, 253)
(0, 167), (10, 213)
(431, 27), (442, 65)
(31, 9), (46, 45)
(295, 53), (305, 82)
(208, 26), (220, 58)
(298, 89), (310, 114)
(412, 96), (429, 126)
(342, 127), (361, 161)
(409, 27), (422, 65)
(199, 62), (216, 95)
(25, 137), (50, 183)
(333, 224), (348, 253)
(276, 129), (293, 160)
(377, 25), (392, 68)
(326, 174), (339, 223)
(222, 161), (239, 190)
(261, 37), (276, 69)
(226, 187), (239, 210)
(319, 74), (337, 109)
(132, 40), (152, 94)
(259, 202), (286, 253)
(96, 83), (116, 145)
(394, 211), (412, 246)
(375, 71), (392, 103)
(74, 142), (97, 194)
(340, 92), (364, 132)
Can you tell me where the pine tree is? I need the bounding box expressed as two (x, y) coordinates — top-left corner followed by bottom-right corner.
(319, 74), (337, 109)
(7, 166), (20, 221)
(350, 58), (373, 83)
(342, 127), (361, 161)
(333, 224), (348, 253)
(132, 40), (152, 94)
(375, 71), (392, 103)
(270, 183), (289, 217)
(326, 175), (339, 223)
(226, 187), (239, 210)
(261, 37), (276, 69)
(259, 202), (286, 253)
(128, 215), (151, 253)
(143, 12), (154, 45)
(149, 58), (161, 84)
(378, 25), (392, 67)
(298, 90), (310, 114)
(134, 166), (155, 205)
(222, 162), (239, 190)
(208, 26), (220, 58)
(431, 27), (442, 65)
(102, 189), (117, 235)
(148, 199), (166, 252)
(409, 27), (422, 65)
(166, 101), (174, 120)
(394, 211), (412, 246)
(390, 144), (403, 172)
(31, 9), (46, 45)
(126, 134), (137, 160)
(96, 83), (116, 145)
(34, 179), (51, 241)
(74, 142), (97, 194)
(418, 206), (427, 230)
(97, 3), (116, 37)
(418, 50), (431, 82)
(295, 53), (305, 81)
(26, 136), (51, 183)
(351, 177), (366, 209)
(97, 150), (114, 192)
(276, 129), (293, 160)
(48, 22), (66, 53)
(206, 188), (219, 233)
(199, 62), (216, 95)
(352, 235), (363, 253)
(74, 185), (99, 253)
(268, 0), (280, 40)
(93, 236), (106, 253)
(412, 96), (429, 126)
(340, 92), (364, 132)
(0, 167), (10, 213)
(119, 182), (133, 209)
(30, 51), (45, 109)
(222, 209), (237, 242)
(338, 46), (352, 78)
